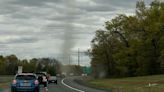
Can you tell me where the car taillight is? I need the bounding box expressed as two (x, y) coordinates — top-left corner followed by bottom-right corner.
(34, 80), (39, 85)
(12, 80), (17, 85)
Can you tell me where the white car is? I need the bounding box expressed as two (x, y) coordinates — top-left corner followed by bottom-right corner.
(48, 76), (57, 84)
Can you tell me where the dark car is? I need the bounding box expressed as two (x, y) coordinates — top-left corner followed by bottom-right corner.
(35, 72), (48, 85)
(11, 73), (40, 92)
(48, 76), (57, 84)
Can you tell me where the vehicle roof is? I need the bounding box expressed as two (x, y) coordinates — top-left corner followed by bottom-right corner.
(51, 76), (57, 77)
(16, 73), (36, 76)
(14, 73), (37, 80)
(35, 72), (46, 76)
(35, 72), (46, 74)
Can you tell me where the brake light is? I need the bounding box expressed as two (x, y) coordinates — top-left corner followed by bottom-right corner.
(12, 80), (17, 85)
(34, 80), (39, 85)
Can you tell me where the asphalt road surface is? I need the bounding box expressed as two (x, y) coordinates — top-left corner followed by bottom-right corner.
(3, 77), (107, 92)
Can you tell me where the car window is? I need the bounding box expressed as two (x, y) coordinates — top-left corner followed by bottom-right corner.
(36, 73), (46, 76)
(52, 76), (56, 78)
(16, 75), (36, 80)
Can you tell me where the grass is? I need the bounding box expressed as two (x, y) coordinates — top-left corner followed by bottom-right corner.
(0, 76), (13, 91)
(0, 82), (10, 91)
(85, 75), (164, 92)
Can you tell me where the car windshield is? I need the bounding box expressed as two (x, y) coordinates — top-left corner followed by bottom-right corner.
(1, 0), (164, 92)
(16, 75), (36, 80)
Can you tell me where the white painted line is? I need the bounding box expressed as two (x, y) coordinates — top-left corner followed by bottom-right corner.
(61, 78), (85, 92)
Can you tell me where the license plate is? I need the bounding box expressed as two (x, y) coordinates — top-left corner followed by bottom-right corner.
(21, 83), (30, 86)
(52, 81), (54, 82)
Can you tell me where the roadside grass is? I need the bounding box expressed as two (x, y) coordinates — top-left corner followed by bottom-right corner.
(85, 75), (164, 92)
(0, 82), (10, 91)
(0, 76), (13, 91)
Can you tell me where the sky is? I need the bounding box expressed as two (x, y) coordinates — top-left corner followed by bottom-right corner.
(0, 0), (163, 66)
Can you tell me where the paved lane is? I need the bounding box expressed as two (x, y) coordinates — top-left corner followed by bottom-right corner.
(3, 77), (107, 92)
(3, 81), (77, 92)
(40, 78), (77, 92)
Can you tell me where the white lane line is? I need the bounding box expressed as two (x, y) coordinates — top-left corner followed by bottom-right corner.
(61, 78), (85, 92)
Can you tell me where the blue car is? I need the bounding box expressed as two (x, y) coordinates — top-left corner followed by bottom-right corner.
(11, 73), (40, 92)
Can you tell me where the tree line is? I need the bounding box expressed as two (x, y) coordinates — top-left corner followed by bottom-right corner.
(89, 0), (164, 78)
(0, 54), (62, 75)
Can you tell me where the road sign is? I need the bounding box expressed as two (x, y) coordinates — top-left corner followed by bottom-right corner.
(18, 66), (23, 74)
(83, 67), (92, 75)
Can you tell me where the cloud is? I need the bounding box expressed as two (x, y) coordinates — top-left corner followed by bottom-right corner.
(0, 36), (39, 44)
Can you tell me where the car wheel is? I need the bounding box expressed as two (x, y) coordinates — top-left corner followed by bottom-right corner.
(34, 88), (39, 92)
(11, 89), (16, 92)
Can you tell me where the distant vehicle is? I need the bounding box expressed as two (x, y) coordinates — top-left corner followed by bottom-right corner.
(35, 72), (48, 85)
(56, 73), (64, 78)
(48, 76), (57, 84)
(69, 73), (74, 76)
(56, 74), (60, 77)
(81, 73), (87, 77)
(61, 72), (66, 78)
(11, 73), (39, 92)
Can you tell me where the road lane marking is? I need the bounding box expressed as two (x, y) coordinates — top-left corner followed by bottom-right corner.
(61, 78), (85, 92)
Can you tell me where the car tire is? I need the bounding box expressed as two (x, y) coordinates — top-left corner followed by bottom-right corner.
(11, 89), (16, 92)
(34, 88), (39, 92)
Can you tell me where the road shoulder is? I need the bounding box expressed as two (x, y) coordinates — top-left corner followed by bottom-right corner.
(62, 76), (109, 92)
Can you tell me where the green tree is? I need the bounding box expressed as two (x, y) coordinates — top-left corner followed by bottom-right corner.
(5, 55), (18, 75)
(90, 0), (164, 78)
(0, 55), (5, 75)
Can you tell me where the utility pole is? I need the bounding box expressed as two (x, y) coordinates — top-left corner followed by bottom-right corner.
(78, 48), (80, 66)
(69, 55), (71, 65)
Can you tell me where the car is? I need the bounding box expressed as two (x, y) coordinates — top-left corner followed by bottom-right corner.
(48, 76), (57, 84)
(35, 72), (48, 85)
(11, 73), (40, 92)
(69, 73), (74, 76)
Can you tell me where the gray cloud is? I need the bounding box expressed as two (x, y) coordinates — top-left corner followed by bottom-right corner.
(0, 36), (39, 44)
(9, 0), (48, 7)
(8, 37), (38, 44)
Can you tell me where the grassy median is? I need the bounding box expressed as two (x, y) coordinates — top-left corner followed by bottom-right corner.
(0, 76), (13, 91)
(84, 75), (164, 92)
(0, 82), (10, 91)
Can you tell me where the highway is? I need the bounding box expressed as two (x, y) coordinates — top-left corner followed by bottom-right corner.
(3, 77), (107, 92)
